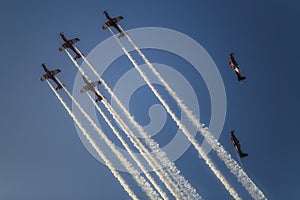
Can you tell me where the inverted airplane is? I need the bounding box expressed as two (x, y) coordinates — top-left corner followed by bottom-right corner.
(102, 10), (125, 38)
(80, 75), (103, 102)
(230, 130), (248, 158)
(40, 63), (64, 90)
(59, 32), (82, 60)
(229, 53), (246, 84)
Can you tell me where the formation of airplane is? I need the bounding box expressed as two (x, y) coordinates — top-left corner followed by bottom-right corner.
(80, 75), (103, 102)
(102, 10), (125, 38)
(41, 10), (252, 160)
(230, 130), (248, 158)
(229, 53), (246, 84)
(40, 63), (64, 91)
(59, 32), (82, 60)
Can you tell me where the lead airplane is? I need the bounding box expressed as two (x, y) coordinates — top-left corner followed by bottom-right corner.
(40, 63), (64, 90)
(59, 32), (82, 60)
(230, 130), (248, 158)
(80, 76), (103, 102)
(102, 10), (125, 38)
(229, 53), (246, 84)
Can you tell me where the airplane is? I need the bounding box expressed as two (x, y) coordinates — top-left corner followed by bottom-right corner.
(229, 53), (246, 84)
(40, 63), (64, 90)
(230, 130), (248, 158)
(102, 10), (125, 38)
(59, 32), (82, 60)
(80, 75), (103, 102)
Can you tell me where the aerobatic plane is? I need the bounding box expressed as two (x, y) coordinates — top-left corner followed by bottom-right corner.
(230, 130), (248, 158)
(229, 53), (246, 84)
(102, 10), (125, 38)
(80, 75), (103, 102)
(59, 32), (82, 60)
(40, 63), (64, 90)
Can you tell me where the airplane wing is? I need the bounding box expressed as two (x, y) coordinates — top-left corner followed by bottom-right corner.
(114, 16), (123, 23)
(91, 81), (101, 88)
(51, 69), (61, 76)
(69, 38), (79, 45)
(40, 69), (61, 81)
(80, 85), (90, 93)
(102, 22), (111, 29)
(59, 44), (68, 51)
(58, 38), (79, 51)
(40, 75), (49, 81)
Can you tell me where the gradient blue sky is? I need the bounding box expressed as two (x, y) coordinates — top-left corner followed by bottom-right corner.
(0, 1), (299, 199)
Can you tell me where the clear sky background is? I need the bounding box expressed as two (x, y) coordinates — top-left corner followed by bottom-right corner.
(0, 0), (299, 199)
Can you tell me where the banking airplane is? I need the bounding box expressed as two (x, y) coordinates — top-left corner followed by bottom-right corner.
(229, 53), (246, 84)
(40, 63), (64, 91)
(59, 32), (82, 60)
(230, 130), (248, 158)
(80, 75), (103, 102)
(102, 10), (125, 38)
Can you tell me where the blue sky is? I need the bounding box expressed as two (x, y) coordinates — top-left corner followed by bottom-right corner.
(0, 0), (299, 199)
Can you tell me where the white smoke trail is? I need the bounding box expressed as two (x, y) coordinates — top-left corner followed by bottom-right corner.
(57, 78), (162, 200)
(86, 93), (169, 200)
(71, 47), (202, 200)
(121, 27), (267, 200)
(46, 80), (139, 200)
(101, 96), (184, 199)
(111, 30), (241, 200)
(65, 49), (183, 199)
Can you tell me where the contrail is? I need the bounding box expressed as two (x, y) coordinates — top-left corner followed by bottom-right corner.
(65, 49), (183, 199)
(110, 30), (241, 200)
(121, 27), (267, 200)
(57, 78), (162, 200)
(86, 93), (169, 200)
(46, 80), (139, 200)
(69, 47), (202, 200)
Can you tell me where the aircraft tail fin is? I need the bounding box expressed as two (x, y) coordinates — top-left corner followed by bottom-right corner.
(241, 153), (248, 158)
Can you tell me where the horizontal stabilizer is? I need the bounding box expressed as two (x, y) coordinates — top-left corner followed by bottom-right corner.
(241, 153), (248, 158)
(74, 54), (82, 60)
(96, 96), (103, 102)
(118, 32), (125, 38)
(238, 76), (246, 83)
(56, 84), (63, 91)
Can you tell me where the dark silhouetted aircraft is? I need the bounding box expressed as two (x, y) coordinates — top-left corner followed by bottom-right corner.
(102, 10), (125, 38)
(229, 53), (246, 84)
(40, 63), (64, 90)
(59, 32), (82, 60)
(80, 75), (103, 102)
(230, 130), (248, 158)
